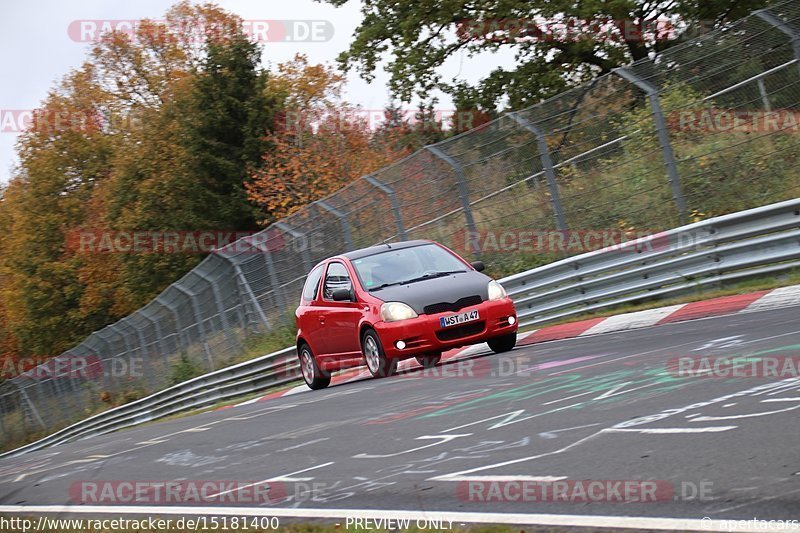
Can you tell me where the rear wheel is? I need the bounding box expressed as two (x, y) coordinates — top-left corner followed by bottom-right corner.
(415, 353), (441, 369)
(298, 344), (330, 390)
(362, 329), (398, 378)
(488, 332), (517, 353)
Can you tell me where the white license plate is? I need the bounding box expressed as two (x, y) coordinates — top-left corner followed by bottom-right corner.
(439, 309), (480, 328)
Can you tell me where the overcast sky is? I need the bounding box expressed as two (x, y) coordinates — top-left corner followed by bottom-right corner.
(0, 0), (517, 185)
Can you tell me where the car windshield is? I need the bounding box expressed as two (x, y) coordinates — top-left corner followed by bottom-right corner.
(352, 243), (469, 291)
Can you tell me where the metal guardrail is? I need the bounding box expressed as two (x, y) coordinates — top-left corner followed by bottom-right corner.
(3, 198), (799, 458)
(0, 348), (298, 459)
(502, 198), (800, 327)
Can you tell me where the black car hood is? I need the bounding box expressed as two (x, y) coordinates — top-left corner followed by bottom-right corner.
(369, 270), (491, 314)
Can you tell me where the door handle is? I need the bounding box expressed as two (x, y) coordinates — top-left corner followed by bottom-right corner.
(319, 317), (325, 324)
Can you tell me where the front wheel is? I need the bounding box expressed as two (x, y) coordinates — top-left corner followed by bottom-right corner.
(415, 353), (441, 369)
(362, 329), (398, 378)
(298, 344), (330, 390)
(488, 332), (517, 353)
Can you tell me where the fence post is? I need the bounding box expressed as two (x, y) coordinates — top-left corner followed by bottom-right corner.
(756, 78), (772, 111)
(755, 9), (800, 76)
(155, 295), (186, 358)
(241, 242), (288, 326)
(14, 383), (46, 431)
(192, 269), (236, 352)
(172, 283), (215, 371)
(426, 145), (480, 258)
(93, 330), (117, 394)
(219, 253), (271, 330)
(364, 175), (407, 241)
(120, 316), (156, 389)
(140, 306), (169, 359)
(508, 112), (568, 231)
(613, 67), (688, 224)
(316, 200), (354, 251)
(274, 222), (312, 273)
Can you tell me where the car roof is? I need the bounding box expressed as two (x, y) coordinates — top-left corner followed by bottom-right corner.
(338, 239), (434, 261)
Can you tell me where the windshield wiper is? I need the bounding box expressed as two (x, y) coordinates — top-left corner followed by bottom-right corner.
(369, 281), (405, 291)
(396, 270), (467, 286)
(369, 270), (466, 291)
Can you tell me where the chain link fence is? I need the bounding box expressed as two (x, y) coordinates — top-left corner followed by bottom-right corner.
(2, 1), (800, 450)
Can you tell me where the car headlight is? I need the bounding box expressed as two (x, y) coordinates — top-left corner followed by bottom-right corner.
(380, 302), (418, 322)
(488, 280), (507, 301)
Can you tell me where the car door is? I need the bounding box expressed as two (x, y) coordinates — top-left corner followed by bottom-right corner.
(297, 264), (327, 355)
(319, 261), (363, 357)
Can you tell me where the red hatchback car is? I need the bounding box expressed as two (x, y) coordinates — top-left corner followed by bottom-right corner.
(295, 240), (518, 389)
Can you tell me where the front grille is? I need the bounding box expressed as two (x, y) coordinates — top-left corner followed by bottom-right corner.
(436, 321), (485, 341)
(424, 295), (482, 315)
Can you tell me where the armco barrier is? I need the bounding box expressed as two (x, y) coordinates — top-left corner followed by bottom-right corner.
(503, 198), (800, 327)
(3, 198), (799, 458)
(0, 348), (297, 458)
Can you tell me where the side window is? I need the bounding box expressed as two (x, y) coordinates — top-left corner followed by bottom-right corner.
(323, 262), (352, 300)
(301, 265), (324, 302)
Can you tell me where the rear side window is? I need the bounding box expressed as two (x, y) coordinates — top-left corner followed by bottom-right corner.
(323, 262), (352, 300)
(302, 265), (324, 302)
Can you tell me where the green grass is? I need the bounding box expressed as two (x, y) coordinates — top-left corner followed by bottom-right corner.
(233, 324), (297, 365)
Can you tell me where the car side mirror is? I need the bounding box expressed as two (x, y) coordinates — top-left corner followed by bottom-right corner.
(332, 288), (354, 302)
(471, 260), (485, 272)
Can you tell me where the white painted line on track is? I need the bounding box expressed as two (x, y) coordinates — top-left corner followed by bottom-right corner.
(440, 475), (567, 482)
(761, 397), (800, 402)
(691, 404), (800, 421)
(606, 426), (737, 434)
(0, 505), (772, 531)
(277, 437), (330, 452)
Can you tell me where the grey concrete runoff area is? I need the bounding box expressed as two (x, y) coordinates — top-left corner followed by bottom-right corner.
(1, 306), (799, 530)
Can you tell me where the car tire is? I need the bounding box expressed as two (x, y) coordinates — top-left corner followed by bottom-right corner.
(488, 332), (517, 353)
(415, 353), (441, 369)
(362, 329), (398, 378)
(298, 343), (331, 390)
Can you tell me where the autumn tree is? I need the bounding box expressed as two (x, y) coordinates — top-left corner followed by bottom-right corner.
(0, 65), (116, 356)
(0, 2), (279, 357)
(247, 54), (410, 222)
(105, 11), (276, 301)
(323, 0), (770, 111)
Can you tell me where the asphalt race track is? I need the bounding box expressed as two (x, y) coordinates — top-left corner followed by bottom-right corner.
(1, 306), (799, 528)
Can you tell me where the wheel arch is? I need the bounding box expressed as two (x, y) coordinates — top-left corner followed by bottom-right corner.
(296, 336), (311, 352)
(358, 322), (376, 344)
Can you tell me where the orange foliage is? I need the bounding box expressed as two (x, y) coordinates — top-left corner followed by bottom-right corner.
(247, 55), (411, 223)
(247, 125), (409, 222)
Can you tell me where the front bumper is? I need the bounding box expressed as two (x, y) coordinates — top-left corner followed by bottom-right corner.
(375, 297), (518, 359)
